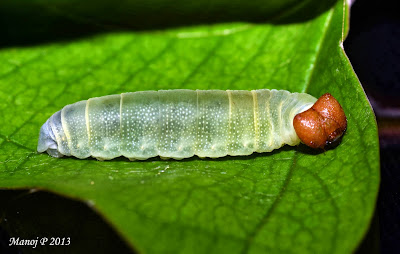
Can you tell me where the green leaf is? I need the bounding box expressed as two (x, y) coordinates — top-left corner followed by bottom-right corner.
(0, 0), (379, 253)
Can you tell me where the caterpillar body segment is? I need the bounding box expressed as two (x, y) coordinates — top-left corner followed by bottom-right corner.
(37, 89), (318, 160)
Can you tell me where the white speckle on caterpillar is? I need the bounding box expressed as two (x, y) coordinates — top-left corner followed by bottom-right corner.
(38, 89), (318, 161)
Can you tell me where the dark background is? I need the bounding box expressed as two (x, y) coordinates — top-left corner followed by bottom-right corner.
(1, 0), (399, 253)
(344, 0), (400, 253)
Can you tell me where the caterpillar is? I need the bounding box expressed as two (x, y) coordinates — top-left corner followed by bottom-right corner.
(37, 89), (347, 160)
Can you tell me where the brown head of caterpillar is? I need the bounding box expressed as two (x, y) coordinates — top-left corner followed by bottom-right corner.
(293, 93), (347, 149)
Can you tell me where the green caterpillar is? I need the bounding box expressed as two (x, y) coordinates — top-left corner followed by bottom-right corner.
(37, 89), (346, 161)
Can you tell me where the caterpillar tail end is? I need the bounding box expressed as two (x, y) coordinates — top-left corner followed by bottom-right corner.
(37, 119), (64, 158)
(293, 93), (347, 149)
